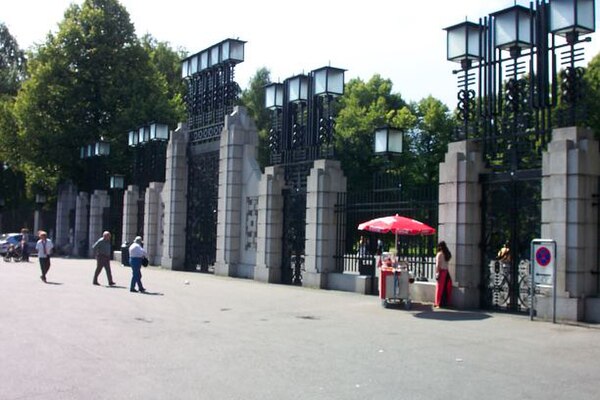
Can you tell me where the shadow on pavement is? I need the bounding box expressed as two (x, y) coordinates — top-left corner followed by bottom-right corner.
(44, 281), (63, 285)
(413, 309), (492, 321)
(140, 291), (164, 296)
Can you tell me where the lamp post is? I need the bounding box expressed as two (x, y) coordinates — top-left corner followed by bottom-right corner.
(34, 193), (46, 233)
(108, 174), (125, 248)
(444, 0), (595, 166)
(127, 123), (169, 190)
(265, 65), (345, 285)
(80, 138), (111, 191)
(266, 66), (345, 166)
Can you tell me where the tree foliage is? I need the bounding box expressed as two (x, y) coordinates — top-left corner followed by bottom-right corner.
(8, 0), (179, 193)
(334, 75), (412, 191)
(240, 67), (271, 169)
(0, 22), (26, 97)
(584, 52), (600, 138)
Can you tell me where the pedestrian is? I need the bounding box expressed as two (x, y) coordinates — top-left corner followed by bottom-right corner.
(434, 241), (452, 308)
(128, 236), (147, 293)
(35, 231), (54, 283)
(92, 231), (116, 286)
(20, 228), (31, 262)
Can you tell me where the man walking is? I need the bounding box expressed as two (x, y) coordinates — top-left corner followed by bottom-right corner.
(92, 231), (115, 286)
(35, 231), (53, 283)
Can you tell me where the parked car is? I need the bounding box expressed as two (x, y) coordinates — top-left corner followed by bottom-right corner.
(0, 233), (39, 256)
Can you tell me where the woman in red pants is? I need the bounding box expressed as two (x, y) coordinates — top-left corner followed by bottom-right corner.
(434, 241), (452, 308)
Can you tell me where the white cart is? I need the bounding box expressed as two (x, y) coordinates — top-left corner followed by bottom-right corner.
(379, 261), (414, 310)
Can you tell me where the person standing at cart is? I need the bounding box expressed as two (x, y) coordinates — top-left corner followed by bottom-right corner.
(434, 241), (452, 308)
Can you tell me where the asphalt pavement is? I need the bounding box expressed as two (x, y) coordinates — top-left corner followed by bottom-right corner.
(1, 257), (599, 400)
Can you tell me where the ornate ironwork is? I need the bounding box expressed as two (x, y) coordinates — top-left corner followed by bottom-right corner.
(182, 40), (244, 272)
(480, 173), (540, 312)
(266, 67), (344, 285)
(185, 151), (219, 271)
(334, 185), (438, 281)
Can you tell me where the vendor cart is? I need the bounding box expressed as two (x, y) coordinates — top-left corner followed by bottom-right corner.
(379, 261), (414, 309)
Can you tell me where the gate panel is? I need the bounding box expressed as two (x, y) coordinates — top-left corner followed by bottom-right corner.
(185, 151), (219, 271)
(481, 171), (540, 312)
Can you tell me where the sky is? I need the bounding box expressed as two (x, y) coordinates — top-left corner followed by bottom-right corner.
(1, 0), (599, 108)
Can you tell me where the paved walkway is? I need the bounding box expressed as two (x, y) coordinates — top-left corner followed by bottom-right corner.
(1, 257), (599, 400)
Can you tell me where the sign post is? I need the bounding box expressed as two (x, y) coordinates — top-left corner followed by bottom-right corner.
(530, 239), (557, 323)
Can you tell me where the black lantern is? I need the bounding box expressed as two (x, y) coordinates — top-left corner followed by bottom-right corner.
(150, 123), (169, 141)
(374, 126), (403, 156)
(287, 75), (309, 103)
(128, 130), (138, 147)
(265, 83), (284, 110)
(445, 21), (483, 69)
(110, 174), (125, 190)
(492, 5), (534, 57)
(312, 66), (345, 97)
(94, 139), (110, 156)
(550, 0), (595, 42)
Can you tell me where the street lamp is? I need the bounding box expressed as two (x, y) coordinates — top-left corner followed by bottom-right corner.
(374, 126), (403, 156)
(492, 5), (534, 58)
(550, 0), (595, 43)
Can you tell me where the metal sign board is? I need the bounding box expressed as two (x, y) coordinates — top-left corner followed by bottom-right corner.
(532, 239), (556, 287)
(530, 239), (557, 323)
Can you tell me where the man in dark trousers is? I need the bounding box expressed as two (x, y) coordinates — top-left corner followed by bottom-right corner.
(35, 231), (53, 283)
(92, 231), (115, 286)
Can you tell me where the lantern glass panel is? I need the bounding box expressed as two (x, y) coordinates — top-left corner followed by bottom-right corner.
(181, 59), (189, 78)
(80, 146), (86, 159)
(210, 46), (220, 66)
(200, 51), (208, 70)
(95, 141), (110, 156)
(494, 7), (533, 49)
(287, 76), (308, 102)
(110, 175), (125, 189)
(190, 55), (198, 74)
(388, 129), (403, 154)
(374, 128), (389, 154)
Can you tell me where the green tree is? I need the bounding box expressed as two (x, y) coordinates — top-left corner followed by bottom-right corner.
(240, 67), (271, 169)
(334, 74), (414, 192)
(584, 51), (600, 138)
(406, 96), (454, 185)
(0, 22), (26, 97)
(141, 34), (186, 121)
(10, 0), (177, 193)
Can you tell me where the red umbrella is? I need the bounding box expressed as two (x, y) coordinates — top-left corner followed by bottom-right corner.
(358, 214), (436, 250)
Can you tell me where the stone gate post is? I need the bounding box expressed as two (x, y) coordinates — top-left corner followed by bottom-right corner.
(438, 140), (488, 308)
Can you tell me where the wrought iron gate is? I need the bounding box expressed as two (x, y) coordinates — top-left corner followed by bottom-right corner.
(181, 39), (245, 272)
(481, 171), (541, 312)
(185, 150), (219, 271)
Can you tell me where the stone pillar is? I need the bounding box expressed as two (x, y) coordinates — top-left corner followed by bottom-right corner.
(55, 182), (78, 252)
(539, 126), (600, 321)
(160, 124), (188, 269)
(255, 165), (285, 283)
(438, 139), (488, 308)
(215, 107), (261, 278)
(88, 190), (110, 258)
(144, 182), (164, 266)
(304, 159), (347, 289)
(122, 185), (140, 246)
(74, 192), (90, 257)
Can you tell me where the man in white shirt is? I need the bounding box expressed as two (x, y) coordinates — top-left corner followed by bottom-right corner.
(128, 236), (147, 293)
(35, 231), (54, 283)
